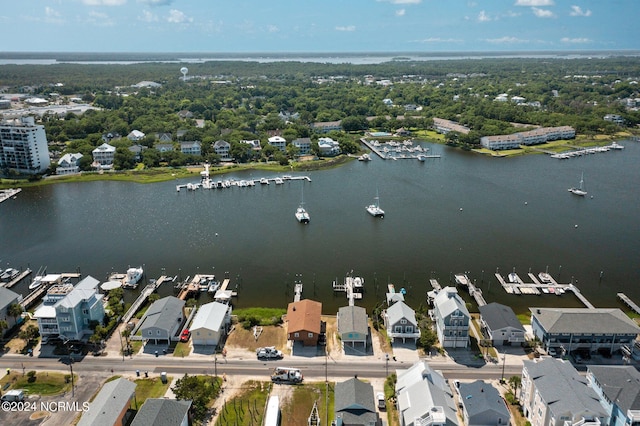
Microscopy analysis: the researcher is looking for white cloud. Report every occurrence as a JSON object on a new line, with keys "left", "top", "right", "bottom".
{"left": 569, "top": 5, "right": 591, "bottom": 16}
{"left": 87, "top": 10, "right": 115, "bottom": 26}
{"left": 45, "top": 7, "right": 61, "bottom": 18}
{"left": 138, "top": 0, "right": 173, "bottom": 5}
{"left": 139, "top": 9, "right": 158, "bottom": 22}
{"left": 167, "top": 9, "right": 192, "bottom": 24}
{"left": 477, "top": 10, "right": 491, "bottom": 22}
{"left": 267, "top": 25, "right": 279, "bottom": 33}
{"left": 396, "top": 9, "right": 406, "bottom": 16}
{"left": 485, "top": 36, "right": 528, "bottom": 43}
{"left": 532, "top": 7, "right": 555, "bottom": 18}
{"left": 43, "top": 6, "right": 65, "bottom": 24}
{"left": 335, "top": 25, "right": 356, "bottom": 32}
{"left": 514, "top": 0, "right": 554, "bottom": 5}
{"left": 561, "top": 37, "right": 590, "bottom": 43}
{"left": 415, "top": 37, "right": 463, "bottom": 43}
{"left": 81, "top": 0, "right": 127, "bottom": 5}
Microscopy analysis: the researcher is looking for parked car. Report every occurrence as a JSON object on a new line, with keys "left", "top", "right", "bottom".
{"left": 180, "top": 330, "right": 191, "bottom": 342}
{"left": 1, "top": 390, "right": 24, "bottom": 402}
{"left": 256, "top": 346, "right": 283, "bottom": 360}
{"left": 376, "top": 392, "right": 386, "bottom": 410}
{"left": 547, "top": 347, "right": 557, "bottom": 357}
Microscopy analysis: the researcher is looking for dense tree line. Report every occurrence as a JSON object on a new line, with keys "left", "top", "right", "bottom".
{"left": 1, "top": 57, "right": 638, "bottom": 171}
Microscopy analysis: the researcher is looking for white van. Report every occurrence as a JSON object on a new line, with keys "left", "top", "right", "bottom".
{"left": 1, "top": 390, "right": 24, "bottom": 402}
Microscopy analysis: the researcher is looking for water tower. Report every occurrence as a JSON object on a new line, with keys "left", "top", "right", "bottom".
{"left": 180, "top": 67, "right": 188, "bottom": 81}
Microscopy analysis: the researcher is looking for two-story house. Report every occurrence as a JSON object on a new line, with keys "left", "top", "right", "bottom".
{"left": 92, "top": 143, "right": 116, "bottom": 169}
{"left": 384, "top": 301, "right": 420, "bottom": 343}
{"left": 180, "top": 140, "right": 202, "bottom": 156}
{"left": 267, "top": 136, "right": 287, "bottom": 152}
{"left": 213, "top": 140, "right": 231, "bottom": 160}
{"left": 587, "top": 366, "right": 640, "bottom": 426}
{"left": 286, "top": 299, "right": 322, "bottom": 346}
{"left": 478, "top": 302, "right": 526, "bottom": 347}
{"left": 0, "top": 287, "right": 22, "bottom": 336}
{"left": 292, "top": 137, "right": 312, "bottom": 155}
{"left": 47, "top": 276, "right": 105, "bottom": 341}
{"left": 317, "top": 137, "right": 341, "bottom": 156}
{"left": 139, "top": 296, "right": 185, "bottom": 346}
{"left": 432, "top": 287, "right": 470, "bottom": 348}
{"left": 337, "top": 305, "right": 368, "bottom": 351}
{"left": 334, "top": 377, "right": 382, "bottom": 426}
{"left": 56, "top": 153, "right": 83, "bottom": 175}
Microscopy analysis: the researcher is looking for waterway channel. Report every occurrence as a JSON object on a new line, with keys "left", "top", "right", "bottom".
{"left": 2, "top": 140, "right": 640, "bottom": 315}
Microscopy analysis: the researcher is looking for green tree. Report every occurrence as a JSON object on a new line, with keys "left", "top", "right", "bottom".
{"left": 508, "top": 375, "right": 522, "bottom": 395}
{"left": 7, "top": 303, "right": 23, "bottom": 326}
{"left": 172, "top": 374, "right": 221, "bottom": 422}
{"left": 18, "top": 324, "right": 39, "bottom": 346}
{"left": 0, "top": 319, "right": 8, "bottom": 337}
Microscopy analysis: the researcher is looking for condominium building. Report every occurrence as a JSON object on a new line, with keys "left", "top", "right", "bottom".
{"left": 0, "top": 116, "right": 50, "bottom": 174}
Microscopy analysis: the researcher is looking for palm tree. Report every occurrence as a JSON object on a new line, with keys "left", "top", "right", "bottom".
{"left": 7, "top": 303, "right": 23, "bottom": 326}
{"left": 0, "top": 319, "right": 8, "bottom": 338}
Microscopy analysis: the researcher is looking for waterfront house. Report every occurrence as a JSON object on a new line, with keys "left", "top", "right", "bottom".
{"left": 383, "top": 301, "right": 420, "bottom": 343}
{"left": 292, "top": 137, "right": 312, "bottom": 155}
{"left": 432, "top": 287, "right": 470, "bottom": 348}
{"left": 317, "top": 137, "right": 341, "bottom": 156}
{"left": 213, "top": 140, "right": 231, "bottom": 160}
{"left": 286, "top": 299, "right": 323, "bottom": 346}
{"left": 395, "top": 361, "right": 459, "bottom": 426}
{"left": 529, "top": 307, "right": 640, "bottom": 356}
{"left": 337, "top": 305, "right": 368, "bottom": 351}
{"left": 139, "top": 296, "right": 185, "bottom": 345}
{"left": 604, "top": 114, "right": 624, "bottom": 125}
{"left": 34, "top": 280, "right": 74, "bottom": 340}
{"left": 155, "top": 132, "right": 172, "bottom": 143}
{"left": 179, "top": 141, "right": 202, "bottom": 156}
{"left": 334, "top": 377, "right": 382, "bottom": 426}
{"left": 51, "top": 275, "right": 105, "bottom": 341}
{"left": 130, "top": 398, "right": 191, "bottom": 426}
{"left": 519, "top": 358, "right": 606, "bottom": 426}
{"left": 458, "top": 381, "right": 510, "bottom": 426}
{"left": 56, "top": 152, "right": 83, "bottom": 175}
{"left": 127, "top": 130, "right": 145, "bottom": 141}
{"left": 240, "top": 139, "right": 262, "bottom": 151}
{"left": 587, "top": 366, "right": 640, "bottom": 426}
{"left": 432, "top": 118, "right": 471, "bottom": 135}
{"left": 92, "top": 143, "right": 116, "bottom": 169}
{"left": 478, "top": 303, "right": 526, "bottom": 346}
{"left": 0, "top": 287, "right": 22, "bottom": 336}
{"left": 128, "top": 144, "right": 145, "bottom": 162}
{"left": 77, "top": 377, "right": 136, "bottom": 426}
{"left": 267, "top": 135, "right": 287, "bottom": 152}
{"left": 190, "top": 301, "right": 232, "bottom": 347}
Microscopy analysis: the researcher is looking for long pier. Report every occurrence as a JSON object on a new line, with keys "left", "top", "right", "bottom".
{"left": 359, "top": 138, "right": 439, "bottom": 161}
{"left": 19, "top": 272, "right": 80, "bottom": 310}
{"left": 122, "top": 276, "right": 167, "bottom": 324}
{"left": 454, "top": 274, "right": 487, "bottom": 306}
{"left": 0, "top": 188, "right": 21, "bottom": 204}
{"left": 332, "top": 275, "right": 364, "bottom": 306}
{"left": 617, "top": 293, "right": 640, "bottom": 315}
{"left": 177, "top": 175, "right": 311, "bottom": 192}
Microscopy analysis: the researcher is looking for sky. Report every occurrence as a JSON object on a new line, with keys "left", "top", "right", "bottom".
{"left": 2, "top": 0, "right": 639, "bottom": 53}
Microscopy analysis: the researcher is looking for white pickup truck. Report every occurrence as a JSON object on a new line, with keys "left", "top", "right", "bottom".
{"left": 256, "top": 346, "right": 284, "bottom": 360}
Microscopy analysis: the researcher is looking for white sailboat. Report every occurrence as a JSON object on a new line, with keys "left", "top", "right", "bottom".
{"left": 366, "top": 189, "right": 385, "bottom": 218}
{"left": 295, "top": 186, "right": 310, "bottom": 224}
{"left": 568, "top": 172, "right": 587, "bottom": 196}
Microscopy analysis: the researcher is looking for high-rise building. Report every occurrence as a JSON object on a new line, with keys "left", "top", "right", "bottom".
{"left": 0, "top": 116, "right": 50, "bottom": 174}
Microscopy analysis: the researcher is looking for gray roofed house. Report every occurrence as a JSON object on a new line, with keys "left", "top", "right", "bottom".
{"left": 131, "top": 398, "right": 192, "bottom": 426}
{"left": 458, "top": 380, "right": 510, "bottom": 426}
{"left": 190, "top": 301, "right": 232, "bottom": 347}
{"left": 530, "top": 307, "right": 640, "bottom": 354}
{"left": 520, "top": 358, "right": 606, "bottom": 426}
{"left": 213, "top": 140, "right": 231, "bottom": 160}
{"left": 478, "top": 303, "right": 526, "bottom": 346}
{"left": 0, "top": 287, "right": 22, "bottom": 335}
{"left": 53, "top": 275, "right": 105, "bottom": 341}
{"left": 77, "top": 377, "right": 136, "bottom": 426}
{"left": 334, "top": 377, "right": 381, "bottom": 426}
{"left": 139, "top": 296, "right": 185, "bottom": 345}
{"left": 337, "top": 306, "right": 368, "bottom": 350}
{"left": 433, "top": 287, "right": 470, "bottom": 348}
{"left": 395, "top": 361, "right": 458, "bottom": 426}
{"left": 384, "top": 301, "right": 420, "bottom": 343}
{"left": 587, "top": 366, "right": 640, "bottom": 426}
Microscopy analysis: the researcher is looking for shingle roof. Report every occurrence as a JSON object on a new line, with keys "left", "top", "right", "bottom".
{"left": 130, "top": 398, "right": 191, "bottom": 426}
{"left": 459, "top": 380, "right": 510, "bottom": 421}
{"left": 141, "top": 296, "right": 185, "bottom": 333}
{"left": 386, "top": 301, "right": 417, "bottom": 326}
{"left": 434, "top": 287, "right": 469, "bottom": 318}
{"left": 523, "top": 358, "right": 604, "bottom": 419}
{"left": 335, "top": 377, "right": 379, "bottom": 425}
{"left": 337, "top": 305, "right": 368, "bottom": 336}
{"left": 530, "top": 308, "right": 640, "bottom": 334}
{"left": 55, "top": 275, "right": 101, "bottom": 309}
{"left": 0, "top": 287, "right": 20, "bottom": 311}
{"left": 287, "top": 299, "right": 322, "bottom": 334}
{"left": 77, "top": 378, "right": 136, "bottom": 426}
{"left": 479, "top": 302, "right": 525, "bottom": 332}
{"left": 588, "top": 366, "right": 640, "bottom": 413}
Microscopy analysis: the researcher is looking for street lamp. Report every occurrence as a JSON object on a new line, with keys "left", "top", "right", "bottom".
{"left": 385, "top": 354, "right": 389, "bottom": 377}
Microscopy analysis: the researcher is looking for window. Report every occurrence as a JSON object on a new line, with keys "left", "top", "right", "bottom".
{"left": 82, "top": 309, "right": 89, "bottom": 315}
{"left": 294, "top": 332, "right": 299, "bottom": 338}
{"left": 400, "top": 319, "right": 407, "bottom": 324}
{"left": 405, "top": 326, "right": 413, "bottom": 333}
{"left": 308, "top": 333, "right": 314, "bottom": 338}
{"left": 156, "top": 330, "right": 160, "bottom": 335}
{"left": 394, "top": 326, "right": 403, "bottom": 333}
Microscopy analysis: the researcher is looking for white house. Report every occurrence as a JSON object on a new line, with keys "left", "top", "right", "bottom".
{"left": 384, "top": 301, "right": 420, "bottom": 343}
{"left": 92, "top": 143, "right": 116, "bottom": 168}
{"left": 432, "top": 287, "right": 470, "bottom": 348}
{"left": 56, "top": 153, "right": 83, "bottom": 175}
{"left": 317, "top": 137, "right": 341, "bottom": 156}
{"left": 190, "top": 301, "right": 232, "bottom": 346}
{"left": 127, "top": 130, "right": 145, "bottom": 141}
{"left": 267, "top": 136, "right": 287, "bottom": 152}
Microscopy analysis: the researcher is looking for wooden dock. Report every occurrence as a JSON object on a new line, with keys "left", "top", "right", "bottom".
{"left": 19, "top": 273, "right": 79, "bottom": 310}
{"left": 455, "top": 274, "right": 487, "bottom": 306}
{"left": 122, "top": 276, "right": 167, "bottom": 324}
{"left": 617, "top": 293, "right": 640, "bottom": 315}
{"left": 0, "top": 188, "right": 21, "bottom": 204}
{"left": 333, "top": 275, "right": 364, "bottom": 306}
{"left": 293, "top": 282, "right": 303, "bottom": 302}
{"left": 429, "top": 279, "right": 442, "bottom": 291}
{"left": 213, "top": 278, "right": 237, "bottom": 302}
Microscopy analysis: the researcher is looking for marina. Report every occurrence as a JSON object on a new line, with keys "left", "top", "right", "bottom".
{"left": 19, "top": 272, "right": 81, "bottom": 310}
{"left": 360, "top": 138, "right": 441, "bottom": 161}
{"left": 550, "top": 142, "right": 625, "bottom": 159}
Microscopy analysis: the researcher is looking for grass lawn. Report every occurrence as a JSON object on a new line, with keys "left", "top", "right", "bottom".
{"left": 226, "top": 324, "right": 287, "bottom": 353}
{"left": 282, "top": 382, "right": 334, "bottom": 426}
{"left": 214, "top": 380, "right": 270, "bottom": 426}
{"left": 173, "top": 341, "right": 191, "bottom": 357}
{"left": 133, "top": 376, "right": 171, "bottom": 408}
{"left": 0, "top": 371, "right": 75, "bottom": 396}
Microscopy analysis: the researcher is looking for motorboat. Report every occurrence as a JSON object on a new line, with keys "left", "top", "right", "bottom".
{"left": 508, "top": 273, "right": 518, "bottom": 283}
{"left": 366, "top": 190, "right": 385, "bottom": 218}
{"left": 568, "top": 172, "right": 587, "bottom": 196}
{"left": 295, "top": 187, "right": 310, "bottom": 224}
{"left": 124, "top": 266, "right": 143, "bottom": 287}
{"left": 260, "top": 178, "right": 269, "bottom": 185}
{"left": 358, "top": 153, "right": 372, "bottom": 161}
{"left": 29, "top": 275, "right": 45, "bottom": 290}
{"left": 0, "top": 268, "right": 19, "bottom": 281}
{"left": 538, "top": 272, "right": 552, "bottom": 283}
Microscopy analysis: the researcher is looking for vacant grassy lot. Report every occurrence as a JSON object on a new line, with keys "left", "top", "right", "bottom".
{"left": 0, "top": 371, "right": 74, "bottom": 396}
{"left": 214, "top": 380, "right": 270, "bottom": 426}
{"left": 132, "top": 376, "right": 171, "bottom": 408}
{"left": 226, "top": 324, "right": 287, "bottom": 353}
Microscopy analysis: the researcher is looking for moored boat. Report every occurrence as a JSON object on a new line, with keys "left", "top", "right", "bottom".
{"left": 366, "top": 190, "right": 385, "bottom": 218}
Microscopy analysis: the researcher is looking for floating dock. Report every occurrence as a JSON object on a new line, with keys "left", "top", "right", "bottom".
{"left": 333, "top": 274, "right": 364, "bottom": 306}
{"left": 617, "top": 293, "right": 640, "bottom": 315}
{"left": 359, "top": 138, "right": 440, "bottom": 161}
{"left": 177, "top": 174, "right": 311, "bottom": 192}
{"left": 0, "top": 188, "right": 21, "bottom": 204}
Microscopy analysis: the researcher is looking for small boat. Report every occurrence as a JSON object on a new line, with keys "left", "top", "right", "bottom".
{"left": 358, "top": 153, "right": 372, "bottom": 161}
{"left": 295, "top": 187, "right": 310, "bottom": 224}
{"left": 260, "top": 178, "right": 269, "bottom": 185}
{"left": 508, "top": 273, "right": 518, "bottom": 283}
{"left": 609, "top": 142, "right": 624, "bottom": 150}
{"left": 538, "top": 272, "right": 552, "bottom": 283}
{"left": 29, "top": 276, "right": 44, "bottom": 290}
{"left": 541, "top": 287, "right": 549, "bottom": 294}
{"left": 274, "top": 178, "right": 284, "bottom": 185}
{"left": 568, "top": 172, "right": 587, "bottom": 196}
{"left": 0, "top": 268, "right": 19, "bottom": 281}
{"left": 366, "top": 190, "right": 385, "bottom": 218}
{"left": 123, "top": 266, "right": 143, "bottom": 288}
{"left": 208, "top": 280, "right": 220, "bottom": 293}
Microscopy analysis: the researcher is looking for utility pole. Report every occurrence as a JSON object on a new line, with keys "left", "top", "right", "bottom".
{"left": 501, "top": 354, "right": 506, "bottom": 384}
{"left": 385, "top": 353, "right": 389, "bottom": 377}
